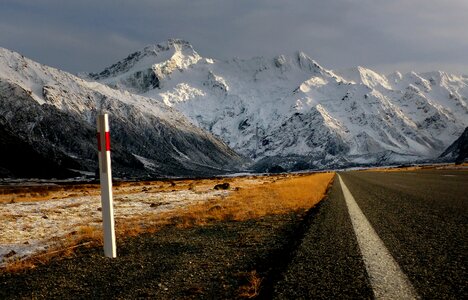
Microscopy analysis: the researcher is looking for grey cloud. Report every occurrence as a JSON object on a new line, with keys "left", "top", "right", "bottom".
{"left": 0, "top": 0, "right": 466, "bottom": 74}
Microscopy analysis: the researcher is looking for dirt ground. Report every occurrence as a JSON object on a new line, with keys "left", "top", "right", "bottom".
{"left": 0, "top": 210, "right": 316, "bottom": 299}
{"left": 0, "top": 173, "right": 334, "bottom": 298}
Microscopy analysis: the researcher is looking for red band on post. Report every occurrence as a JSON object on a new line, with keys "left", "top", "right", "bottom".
{"left": 105, "top": 131, "right": 111, "bottom": 151}
{"left": 97, "top": 132, "right": 111, "bottom": 151}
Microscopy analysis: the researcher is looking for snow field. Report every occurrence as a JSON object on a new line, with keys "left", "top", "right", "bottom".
{"left": 0, "top": 188, "right": 229, "bottom": 267}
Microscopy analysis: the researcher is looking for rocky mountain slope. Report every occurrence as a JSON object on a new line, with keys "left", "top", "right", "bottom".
{"left": 88, "top": 39, "right": 468, "bottom": 171}
{"left": 0, "top": 47, "right": 246, "bottom": 178}
{"left": 440, "top": 127, "right": 468, "bottom": 164}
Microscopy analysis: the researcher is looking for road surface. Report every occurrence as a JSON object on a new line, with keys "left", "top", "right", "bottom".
{"left": 274, "top": 169, "right": 467, "bottom": 299}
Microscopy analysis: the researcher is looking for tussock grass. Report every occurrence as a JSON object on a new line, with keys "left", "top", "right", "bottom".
{"left": 3, "top": 225, "right": 101, "bottom": 272}
{"left": 0, "top": 185, "right": 98, "bottom": 203}
{"left": 3, "top": 258, "right": 37, "bottom": 273}
{"left": 72, "top": 225, "right": 103, "bottom": 245}
{"left": 238, "top": 270, "right": 263, "bottom": 298}
{"left": 366, "top": 163, "right": 468, "bottom": 173}
{"left": 1, "top": 172, "right": 334, "bottom": 272}
{"left": 161, "top": 172, "right": 335, "bottom": 227}
{"left": 368, "top": 166, "right": 422, "bottom": 172}
{"left": 0, "top": 179, "right": 220, "bottom": 203}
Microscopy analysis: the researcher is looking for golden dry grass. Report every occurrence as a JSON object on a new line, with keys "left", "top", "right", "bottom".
{"left": 0, "top": 184, "right": 99, "bottom": 204}
{"left": 3, "top": 225, "right": 101, "bottom": 272}
{"left": 0, "top": 178, "right": 229, "bottom": 203}
{"left": 64, "top": 173, "right": 334, "bottom": 241}
{"left": 2, "top": 172, "right": 334, "bottom": 272}
{"left": 367, "top": 166, "right": 423, "bottom": 172}
{"left": 3, "top": 258, "right": 37, "bottom": 273}
{"left": 160, "top": 172, "right": 335, "bottom": 227}
{"left": 238, "top": 270, "right": 263, "bottom": 298}
{"left": 366, "top": 163, "right": 468, "bottom": 173}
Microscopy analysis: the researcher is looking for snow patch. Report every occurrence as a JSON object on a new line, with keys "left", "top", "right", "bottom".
{"left": 0, "top": 189, "right": 228, "bottom": 266}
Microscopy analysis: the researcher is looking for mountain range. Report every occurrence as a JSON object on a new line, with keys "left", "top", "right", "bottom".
{"left": 0, "top": 39, "right": 467, "bottom": 178}
{"left": 0, "top": 45, "right": 245, "bottom": 178}
{"left": 86, "top": 39, "right": 467, "bottom": 171}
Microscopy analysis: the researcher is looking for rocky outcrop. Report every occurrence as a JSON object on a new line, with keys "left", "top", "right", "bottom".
{"left": 440, "top": 127, "right": 468, "bottom": 164}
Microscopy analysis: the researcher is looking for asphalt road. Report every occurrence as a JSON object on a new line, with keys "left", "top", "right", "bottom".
{"left": 338, "top": 169, "right": 468, "bottom": 299}
{"left": 275, "top": 169, "right": 467, "bottom": 299}
{"left": 273, "top": 174, "right": 374, "bottom": 299}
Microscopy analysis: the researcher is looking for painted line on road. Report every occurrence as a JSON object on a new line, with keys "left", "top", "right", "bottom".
{"left": 338, "top": 175, "right": 418, "bottom": 300}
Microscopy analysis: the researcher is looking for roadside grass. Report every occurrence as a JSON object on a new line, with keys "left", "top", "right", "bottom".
{"left": 3, "top": 225, "right": 101, "bottom": 273}
{"left": 238, "top": 270, "right": 263, "bottom": 298}
{"left": 0, "top": 184, "right": 99, "bottom": 204}
{"left": 368, "top": 166, "right": 423, "bottom": 172}
{"left": 0, "top": 179, "right": 223, "bottom": 203}
{"left": 366, "top": 163, "right": 468, "bottom": 173}
{"left": 1, "top": 172, "right": 334, "bottom": 273}
{"left": 160, "top": 172, "right": 335, "bottom": 227}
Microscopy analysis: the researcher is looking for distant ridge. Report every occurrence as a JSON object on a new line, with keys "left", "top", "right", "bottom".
{"left": 88, "top": 39, "right": 468, "bottom": 172}
{"left": 1, "top": 38, "right": 467, "bottom": 178}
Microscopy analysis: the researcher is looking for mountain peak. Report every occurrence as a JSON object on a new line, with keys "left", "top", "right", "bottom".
{"left": 336, "top": 66, "right": 391, "bottom": 89}
{"left": 143, "top": 39, "right": 196, "bottom": 55}
{"left": 89, "top": 39, "right": 200, "bottom": 81}
{"left": 296, "top": 51, "right": 324, "bottom": 73}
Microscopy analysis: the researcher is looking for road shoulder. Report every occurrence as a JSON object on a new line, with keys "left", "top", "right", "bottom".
{"left": 273, "top": 177, "right": 373, "bottom": 299}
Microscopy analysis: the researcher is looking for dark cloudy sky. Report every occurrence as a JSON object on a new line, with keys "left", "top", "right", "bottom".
{"left": 1, "top": 0, "right": 467, "bottom": 75}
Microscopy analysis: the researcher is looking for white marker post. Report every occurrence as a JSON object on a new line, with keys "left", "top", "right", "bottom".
{"left": 97, "top": 113, "right": 117, "bottom": 258}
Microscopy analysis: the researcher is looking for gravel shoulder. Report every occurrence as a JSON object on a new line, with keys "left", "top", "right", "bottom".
{"left": 273, "top": 176, "right": 373, "bottom": 299}
{"left": 0, "top": 211, "right": 314, "bottom": 299}
{"left": 0, "top": 173, "right": 334, "bottom": 299}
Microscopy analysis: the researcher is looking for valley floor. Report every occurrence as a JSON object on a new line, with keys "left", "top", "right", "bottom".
{"left": 0, "top": 212, "right": 313, "bottom": 299}
{"left": 0, "top": 172, "right": 333, "bottom": 298}
{"left": 0, "top": 168, "right": 466, "bottom": 299}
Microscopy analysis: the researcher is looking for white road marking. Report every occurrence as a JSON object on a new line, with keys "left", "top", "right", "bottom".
{"left": 338, "top": 175, "right": 418, "bottom": 300}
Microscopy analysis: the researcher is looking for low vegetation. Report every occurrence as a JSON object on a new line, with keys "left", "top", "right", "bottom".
{"left": 1, "top": 172, "right": 334, "bottom": 273}
{"left": 366, "top": 163, "right": 468, "bottom": 172}
{"left": 0, "top": 184, "right": 98, "bottom": 204}
{"left": 160, "top": 173, "right": 334, "bottom": 227}
{"left": 238, "top": 270, "right": 263, "bottom": 298}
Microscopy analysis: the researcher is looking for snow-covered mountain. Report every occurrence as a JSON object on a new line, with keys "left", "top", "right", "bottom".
{"left": 0, "top": 46, "right": 246, "bottom": 178}
{"left": 88, "top": 39, "right": 468, "bottom": 171}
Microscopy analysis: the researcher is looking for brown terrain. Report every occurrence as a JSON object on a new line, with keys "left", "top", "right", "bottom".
{"left": 0, "top": 172, "right": 334, "bottom": 299}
